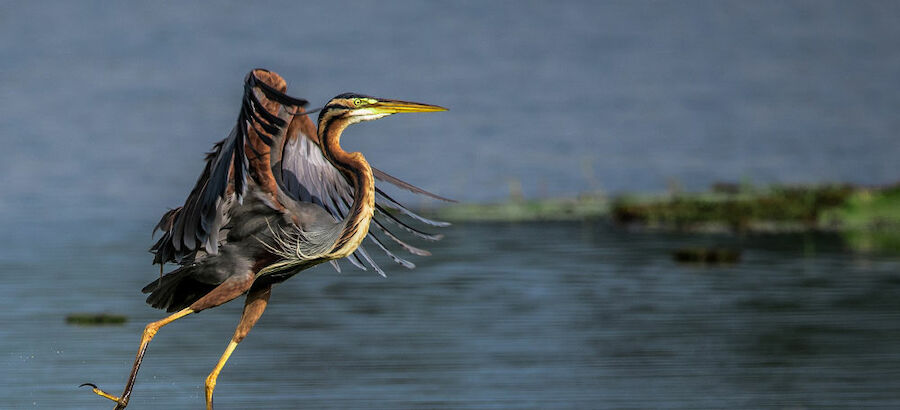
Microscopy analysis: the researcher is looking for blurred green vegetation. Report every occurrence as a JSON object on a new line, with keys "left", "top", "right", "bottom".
{"left": 821, "top": 186, "right": 900, "bottom": 253}
{"left": 820, "top": 185, "right": 900, "bottom": 230}
{"left": 611, "top": 184, "right": 856, "bottom": 231}
{"left": 431, "top": 182, "right": 900, "bottom": 253}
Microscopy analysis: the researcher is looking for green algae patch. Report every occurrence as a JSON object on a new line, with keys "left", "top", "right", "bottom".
{"left": 66, "top": 313, "right": 128, "bottom": 326}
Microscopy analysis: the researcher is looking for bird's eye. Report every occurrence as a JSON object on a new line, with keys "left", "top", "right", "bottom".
{"left": 353, "top": 98, "right": 364, "bottom": 106}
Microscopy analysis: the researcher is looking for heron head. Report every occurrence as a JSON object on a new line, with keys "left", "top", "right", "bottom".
{"left": 318, "top": 93, "right": 446, "bottom": 126}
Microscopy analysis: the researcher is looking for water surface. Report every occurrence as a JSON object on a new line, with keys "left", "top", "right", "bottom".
{"left": 2, "top": 1, "right": 900, "bottom": 408}
{"left": 5, "top": 223, "right": 900, "bottom": 408}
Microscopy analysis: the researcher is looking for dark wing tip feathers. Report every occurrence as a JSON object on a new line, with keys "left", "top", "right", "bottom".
{"left": 151, "top": 70, "right": 306, "bottom": 266}
{"left": 248, "top": 69, "right": 309, "bottom": 107}
{"left": 152, "top": 207, "right": 182, "bottom": 237}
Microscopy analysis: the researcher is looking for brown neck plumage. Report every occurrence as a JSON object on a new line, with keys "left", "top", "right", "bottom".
{"left": 319, "top": 117, "right": 376, "bottom": 257}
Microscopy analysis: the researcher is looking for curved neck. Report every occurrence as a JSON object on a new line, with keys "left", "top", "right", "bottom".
{"left": 319, "top": 116, "right": 376, "bottom": 257}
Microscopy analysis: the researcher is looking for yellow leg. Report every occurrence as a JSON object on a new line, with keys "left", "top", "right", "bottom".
{"left": 205, "top": 282, "right": 272, "bottom": 410}
{"left": 83, "top": 272, "right": 258, "bottom": 409}
{"left": 82, "top": 308, "right": 194, "bottom": 409}
{"left": 206, "top": 340, "right": 239, "bottom": 410}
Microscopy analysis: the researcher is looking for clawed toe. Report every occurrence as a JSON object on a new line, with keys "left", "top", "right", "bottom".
{"left": 80, "top": 382, "right": 126, "bottom": 407}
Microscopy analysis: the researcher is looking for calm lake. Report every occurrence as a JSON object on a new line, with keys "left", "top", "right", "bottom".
{"left": 4, "top": 222, "right": 900, "bottom": 408}
{"left": 2, "top": 1, "right": 900, "bottom": 409}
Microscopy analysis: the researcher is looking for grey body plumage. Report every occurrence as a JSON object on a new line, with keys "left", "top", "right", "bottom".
{"left": 143, "top": 181, "right": 342, "bottom": 311}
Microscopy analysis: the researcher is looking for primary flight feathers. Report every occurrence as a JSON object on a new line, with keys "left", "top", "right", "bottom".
{"left": 150, "top": 68, "right": 451, "bottom": 276}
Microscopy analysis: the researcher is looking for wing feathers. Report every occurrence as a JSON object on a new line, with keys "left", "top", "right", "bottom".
{"left": 370, "top": 217, "right": 432, "bottom": 256}
{"left": 347, "top": 252, "right": 368, "bottom": 271}
{"left": 367, "top": 234, "right": 416, "bottom": 269}
{"left": 372, "top": 167, "right": 456, "bottom": 203}
{"left": 154, "top": 69, "right": 448, "bottom": 274}
{"left": 354, "top": 246, "right": 386, "bottom": 277}
{"left": 151, "top": 70, "right": 305, "bottom": 265}
{"left": 375, "top": 204, "right": 444, "bottom": 241}
{"left": 375, "top": 187, "right": 451, "bottom": 227}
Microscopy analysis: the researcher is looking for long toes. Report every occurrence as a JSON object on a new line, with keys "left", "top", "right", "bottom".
{"left": 80, "top": 382, "right": 123, "bottom": 404}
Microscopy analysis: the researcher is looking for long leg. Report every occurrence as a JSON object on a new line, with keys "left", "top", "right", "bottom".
{"left": 82, "top": 307, "right": 193, "bottom": 406}
{"left": 84, "top": 272, "right": 256, "bottom": 410}
{"left": 206, "top": 282, "right": 272, "bottom": 410}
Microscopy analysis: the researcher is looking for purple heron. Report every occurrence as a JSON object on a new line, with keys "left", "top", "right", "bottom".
{"left": 81, "top": 69, "right": 449, "bottom": 409}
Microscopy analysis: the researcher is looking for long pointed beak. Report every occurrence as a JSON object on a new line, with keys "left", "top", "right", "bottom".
{"left": 371, "top": 99, "right": 448, "bottom": 114}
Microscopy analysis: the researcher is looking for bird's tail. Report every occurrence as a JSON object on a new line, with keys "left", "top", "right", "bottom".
{"left": 141, "top": 266, "right": 217, "bottom": 312}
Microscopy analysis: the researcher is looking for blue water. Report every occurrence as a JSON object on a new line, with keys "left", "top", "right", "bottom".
{"left": 2, "top": 1, "right": 900, "bottom": 208}
{"left": 5, "top": 224, "right": 900, "bottom": 408}
{"left": 2, "top": 1, "right": 900, "bottom": 409}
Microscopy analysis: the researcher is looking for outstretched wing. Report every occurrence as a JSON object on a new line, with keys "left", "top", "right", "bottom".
{"left": 278, "top": 111, "right": 452, "bottom": 276}
{"left": 151, "top": 69, "right": 308, "bottom": 265}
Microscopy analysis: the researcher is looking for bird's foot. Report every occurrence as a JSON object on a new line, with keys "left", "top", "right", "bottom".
{"left": 80, "top": 383, "right": 128, "bottom": 409}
